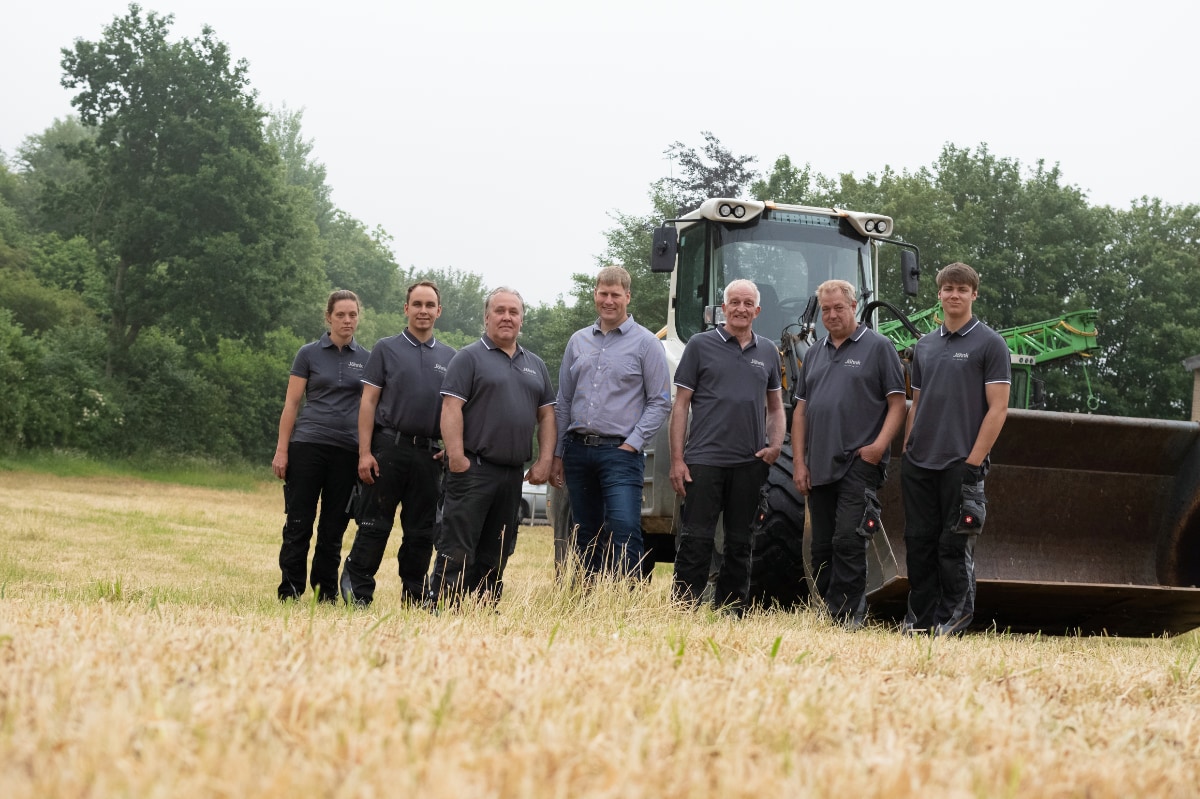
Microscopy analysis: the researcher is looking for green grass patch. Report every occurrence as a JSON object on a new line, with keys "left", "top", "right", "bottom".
{"left": 0, "top": 449, "right": 271, "bottom": 491}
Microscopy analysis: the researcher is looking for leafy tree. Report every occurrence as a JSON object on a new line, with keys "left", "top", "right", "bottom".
{"left": 28, "top": 233, "right": 111, "bottom": 312}
{"left": 750, "top": 155, "right": 815, "bottom": 206}
{"left": 0, "top": 309, "right": 37, "bottom": 452}
{"left": 925, "top": 144, "right": 1087, "bottom": 328}
{"left": 60, "top": 4, "right": 325, "bottom": 363}
{"left": 0, "top": 153, "right": 17, "bottom": 204}
{"left": 266, "top": 104, "right": 335, "bottom": 236}
{"left": 0, "top": 191, "right": 29, "bottom": 273}
{"left": 197, "top": 330, "right": 301, "bottom": 460}
{"left": 662, "top": 131, "right": 758, "bottom": 216}
{"left": 12, "top": 117, "right": 96, "bottom": 236}
{"left": 0, "top": 266, "right": 94, "bottom": 334}
{"left": 106, "top": 327, "right": 230, "bottom": 455}
{"left": 266, "top": 105, "right": 401, "bottom": 317}
{"left": 321, "top": 214, "right": 401, "bottom": 311}
{"left": 1082, "top": 199, "right": 1200, "bottom": 419}
{"left": 22, "top": 319, "right": 119, "bottom": 451}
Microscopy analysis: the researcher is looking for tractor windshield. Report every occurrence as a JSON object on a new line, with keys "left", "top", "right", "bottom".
{"left": 675, "top": 214, "right": 873, "bottom": 344}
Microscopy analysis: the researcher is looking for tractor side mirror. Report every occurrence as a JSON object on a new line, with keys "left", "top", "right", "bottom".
{"left": 650, "top": 227, "right": 677, "bottom": 273}
{"left": 901, "top": 250, "right": 920, "bottom": 296}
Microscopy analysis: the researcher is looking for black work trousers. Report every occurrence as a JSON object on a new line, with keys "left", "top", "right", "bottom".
{"left": 672, "top": 461, "right": 768, "bottom": 612}
{"left": 901, "top": 455, "right": 980, "bottom": 634}
{"left": 278, "top": 441, "right": 357, "bottom": 602}
{"left": 340, "top": 431, "right": 442, "bottom": 605}
{"left": 808, "top": 457, "right": 886, "bottom": 624}
{"left": 427, "top": 457, "right": 523, "bottom": 606}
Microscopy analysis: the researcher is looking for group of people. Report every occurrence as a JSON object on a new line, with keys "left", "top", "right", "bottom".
{"left": 273, "top": 261, "right": 1010, "bottom": 634}
{"left": 273, "top": 281, "right": 554, "bottom": 609}
{"left": 793, "top": 263, "right": 1010, "bottom": 634}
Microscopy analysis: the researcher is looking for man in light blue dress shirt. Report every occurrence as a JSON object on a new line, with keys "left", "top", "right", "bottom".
{"left": 552, "top": 266, "right": 671, "bottom": 580}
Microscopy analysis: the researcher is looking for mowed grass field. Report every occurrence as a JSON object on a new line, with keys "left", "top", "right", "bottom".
{"left": 2, "top": 461, "right": 1199, "bottom": 798}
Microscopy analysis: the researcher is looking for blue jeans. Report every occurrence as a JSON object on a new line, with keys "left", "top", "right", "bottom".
{"left": 562, "top": 438, "right": 645, "bottom": 577}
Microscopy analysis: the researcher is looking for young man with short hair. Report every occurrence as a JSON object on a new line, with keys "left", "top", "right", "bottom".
{"left": 340, "top": 281, "right": 455, "bottom": 606}
{"left": 902, "top": 263, "right": 1010, "bottom": 635}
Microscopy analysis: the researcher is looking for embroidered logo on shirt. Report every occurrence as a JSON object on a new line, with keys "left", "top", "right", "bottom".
{"left": 522, "top": 367, "right": 539, "bottom": 376}
{"left": 844, "top": 358, "right": 862, "bottom": 367}
{"left": 749, "top": 358, "right": 766, "bottom": 369}
{"left": 434, "top": 363, "right": 448, "bottom": 373}
{"left": 953, "top": 352, "right": 970, "bottom": 360}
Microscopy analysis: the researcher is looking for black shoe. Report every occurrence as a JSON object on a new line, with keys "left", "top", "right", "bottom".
{"left": 933, "top": 618, "right": 970, "bottom": 637}
{"left": 834, "top": 613, "right": 864, "bottom": 631}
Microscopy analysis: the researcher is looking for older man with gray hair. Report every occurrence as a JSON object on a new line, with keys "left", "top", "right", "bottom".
{"left": 669, "top": 278, "right": 786, "bottom": 614}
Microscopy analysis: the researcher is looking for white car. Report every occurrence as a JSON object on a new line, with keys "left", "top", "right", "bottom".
{"left": 520, "top": 480, "right": 548, "bottom": 523}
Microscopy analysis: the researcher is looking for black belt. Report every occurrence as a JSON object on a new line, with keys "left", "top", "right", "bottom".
{"left": 465, "top": 451, "right": 519, "bottom": 469}
{"left": 570, "top": 431, "right": 625, "bottom": 447}
{"left": 378, "top": 427, "right": 440, "bottom": 451}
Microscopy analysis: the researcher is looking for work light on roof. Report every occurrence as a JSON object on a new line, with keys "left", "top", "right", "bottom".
{"left": 875, "top": 220, "right": 888, "bottom": 234}
{"left": 718, "top": 203, "right": 733, "bottom": 217}
{"left": 865, "top": 219, "right": 876, "bottom": 232}
{"left": 732, "top": 205, "right": 746, "bottom": 219}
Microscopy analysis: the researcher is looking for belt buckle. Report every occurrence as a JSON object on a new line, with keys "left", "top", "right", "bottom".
{"left": 583, "top": 434, "right": 600, "bottom": 446}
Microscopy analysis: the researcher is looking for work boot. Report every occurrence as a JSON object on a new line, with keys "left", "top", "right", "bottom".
{"left": 340, "top": 569, "right": 370, "bottom": 608}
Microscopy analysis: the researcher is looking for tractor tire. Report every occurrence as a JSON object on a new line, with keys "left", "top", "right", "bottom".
{"left": 748, "top": 446, "right": 809, "bottom": 610}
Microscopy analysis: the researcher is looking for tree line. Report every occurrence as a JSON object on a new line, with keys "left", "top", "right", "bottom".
{"left": 2, "top": 5, "right": 1198, "bottom": 464}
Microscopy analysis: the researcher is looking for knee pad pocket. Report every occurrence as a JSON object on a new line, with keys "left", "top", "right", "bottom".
{"left": 952, "top": 481, "right": 987, "bottom": 535}
{"left": 856, "top": 488, "right": 884, "bottom": 539}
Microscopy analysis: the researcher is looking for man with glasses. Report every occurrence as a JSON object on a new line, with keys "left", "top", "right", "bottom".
{"left": 792, "top": 279, "right": 907, "bottom": 628}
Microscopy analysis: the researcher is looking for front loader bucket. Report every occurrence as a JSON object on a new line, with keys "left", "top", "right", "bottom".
{"left": 867, "top": 409, "right": 1200, "bottom": 636}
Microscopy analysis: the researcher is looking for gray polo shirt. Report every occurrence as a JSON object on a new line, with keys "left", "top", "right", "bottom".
{"left": 797, "top": 324, "right": 906, "bottom": 485}
{"left": 441, "top": 334, "right": 556, "bottom": 467}
{"left": 673, "top": 326, "right": 782, "bottom": 467}
{"left": 905, "top": 317, "right": 1011, "bottom": 470}
{"left": 554, "top": 314, "right": 671, "bottom": 456}
{"left": 290, "top": 332, "right": 370, "bottom": 451}
{"left": 363, "top": 329, "right": 456, "bottom": 439}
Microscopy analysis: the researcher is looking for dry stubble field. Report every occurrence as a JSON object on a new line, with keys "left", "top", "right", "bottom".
{"left": 1, "top": 466, "right": 1199, "bottom": 798}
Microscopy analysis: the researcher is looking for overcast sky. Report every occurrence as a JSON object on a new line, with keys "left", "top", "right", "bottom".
{"left": 4, "top": 0, "right": 1196, "bottom": 306}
